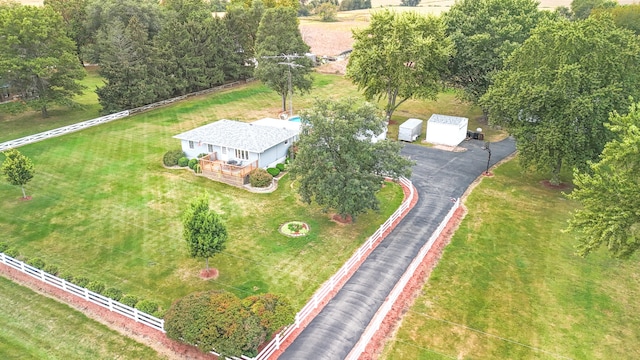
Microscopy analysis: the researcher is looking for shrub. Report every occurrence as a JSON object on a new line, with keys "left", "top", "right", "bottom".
{"left": 73, "top": 276, "right": 90, "bottom": 288}
{"left": 267, "top": 167, "right": 280, "bottom": 177}
{"left": 44, "top": 264, "right": 59, "bottom": 275}
{"left": 188, "top": 158, "right": 198, "bottom": 169}
{"left": 120, "top": 294, "right": 140, "bottom": 307}
{"left": 197, "top": 153, "right": 208, "bottom": 158}
{"left": 0, "top": 242, "right": 8, "bottom": 253}
{"left": 59, "top": 271, "right": 74, "bottom": 282}
{"left": 136, "top": 299, "right": 160, "bottom": 314}
{"left": 165, "top": 291, "right": 264, "bottom": 358}
{"left": 178, "top": 157, "right": 189, "bottom": 167}
{"left": 276, "top": 163, "right": 285, "bottom": 171}
{"left": 163, "top": 149, "right": 185, "bottom": 167}
{"left": 87, "top": 281, "right": 106, "bottom": 294}
{"left": 27, "top": 257, "right": 45, "bottom": 270}
{"left": 249, "top": 168, "right": 272, "bottom": 188}
{"left": 193, "top": 164, "right": 201, "bottom": 174}
{"left": 242, "top": 293, "right": 295, "bottom": 336}
{"left": 4, "top": 248, "right": 19, "bottom": 258}
{"left": 317, "top": 2, "right": 337, "bottom": 21}
{"left": 103, "top": 287, "right": 123, "bottom": 301}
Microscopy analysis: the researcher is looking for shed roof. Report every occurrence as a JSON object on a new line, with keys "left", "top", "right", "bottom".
{"left": 173, "top": 119, "right": 298, "bottom": 153}
{"left": 400, "top": 118, "right": 423, "bottom": 129}
{"left": 428, "top": 114, "right": 468, "bottom": 126}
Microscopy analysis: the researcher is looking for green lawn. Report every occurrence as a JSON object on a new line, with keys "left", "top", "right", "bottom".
{"left": 0, "top": 276, "right": 162, "bottom": 359}
{"left": 0, "top": 75, "right": 406, "bottom": 312}
{"left": 0, "top": 67, "right": 103, "bottom": 142}
{"left": 381, "top": 159, "right": 640, "bottom": 359}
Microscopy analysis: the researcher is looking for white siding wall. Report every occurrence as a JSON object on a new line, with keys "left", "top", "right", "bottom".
{"left": 426, "top": 120, "right": 467, "bottom": 147}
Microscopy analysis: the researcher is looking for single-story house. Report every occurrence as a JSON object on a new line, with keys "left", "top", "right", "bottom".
{"left": 425, "top": 114, "right": 468, "bottom": 147}
{"left": 173, "top": 118, "right": 299, "bottom": 169}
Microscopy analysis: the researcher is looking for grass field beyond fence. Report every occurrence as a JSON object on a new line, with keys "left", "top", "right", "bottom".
{"left": 381, "top": 159, "right": 640, "bottom": 360}
{"left": 0, "top": 276, "right": 162, "bottom": 359}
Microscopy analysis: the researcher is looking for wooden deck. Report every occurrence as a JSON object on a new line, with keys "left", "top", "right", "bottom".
{"left": 199, "top": 152, "right": 258, "bottom": 187}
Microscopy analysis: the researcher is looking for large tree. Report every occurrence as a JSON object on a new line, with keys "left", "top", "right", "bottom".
{"left": 83, "top": 0, "right": 164, "bottom": 64}
{"left": 225, "top": 0, "right": 265, "bottom": 74}
{"left": 480, "top": 16, "right": 640, "bottom": 185}
{"left": 346, "top": 10, "right": 452, "bottom": 121}
{"left": 154, "top": 0, "right": 243, "bottom": 96}
{"left": 567, "top": 103, "right": 640, "bottom": 259}
{"left": 0, "top": 3, "right": 85, "bottom": 117}
{"left": 443, "top": 0, "right": 542, "bottom": 108}
{"left": 96, "top": 16, "right": 166, "bottom": 113}
{"left": 182, "top": 194, "right": 228, "bottom": 270}
{"left": 43, "top": 0, "right": 89, "bottom": 65}
{"left": 571, "top": 0, "right": 617, "bottom": 20}
{"left": 610, "top": 4, "right": 640, "bottom": 35}
{"left": 289, "top": 99, "right": 414, "bottom": 221}
{"left": 1, "top": 149, "right": 35, "bottom": 199}
{"left": 254, "top": 6, "right": 313, "bottom": 113}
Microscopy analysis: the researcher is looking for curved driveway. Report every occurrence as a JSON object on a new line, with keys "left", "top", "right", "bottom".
{"left": 280, "top": 138, "right": 516, "bottom": 360}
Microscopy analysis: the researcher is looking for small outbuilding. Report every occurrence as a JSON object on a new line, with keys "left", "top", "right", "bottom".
{"left": 425, "top": 114, "right": 469, "bottom": 147}
{"left": 398, "top": 118, "right": 423, "bottom": 142}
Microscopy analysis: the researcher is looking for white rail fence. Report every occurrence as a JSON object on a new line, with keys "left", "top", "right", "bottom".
{"left": 255, "top": 177, "right": 416, "bottom": 360}
{"left": 346, "top": 198, "right": 462, "bottom": 360}
{"left": 0, "top": 252, "right": 165, "bottom": 332}
{"left": 0, "top": 79, "right": 255, "bottom": 152}
{"left": 0, "top": 111, "right": 130, "bottom": 151}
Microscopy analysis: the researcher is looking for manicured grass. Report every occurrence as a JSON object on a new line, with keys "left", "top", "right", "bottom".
{"left": 381, "top": 159, "right": 640, "bottom": 359}
{"left": 0, "top": 67, "right": 103, "bottom": 142}
{"left": 0, "top": 276, "right": 162, "bottom": 359}
{"left": 0, "top": 75, "right": 405, "bottom": 312}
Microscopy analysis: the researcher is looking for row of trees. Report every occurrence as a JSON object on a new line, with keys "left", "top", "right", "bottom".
{"left": 1, "top": 0, "right": 312, "bottom": 116}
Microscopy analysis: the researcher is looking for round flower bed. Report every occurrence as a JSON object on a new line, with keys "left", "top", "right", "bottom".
{"left": 279, "top": 221, "right": 310, "bottom": 237}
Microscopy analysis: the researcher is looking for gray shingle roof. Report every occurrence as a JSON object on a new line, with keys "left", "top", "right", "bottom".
{"left": 173, "top": 119, "right": 298, "bottom": 153}
{"left": 428, "top": 114, "right": 468, "bottom": 125}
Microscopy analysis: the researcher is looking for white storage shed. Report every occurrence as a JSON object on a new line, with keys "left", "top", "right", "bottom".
{"left": 398, "top": 118, "right": 423, "bottom": 142}
{"left": 425, "top": 114, "right": 468, "bottom": 147}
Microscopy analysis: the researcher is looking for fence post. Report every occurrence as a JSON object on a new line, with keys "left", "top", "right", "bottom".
{"left": 84, "top": 288, "right": 90, "bottom": 300}
{"left": 276, "top": 333, "right": 281, "bottom": 350}
{"left": 295, "top": 313, "right": 300, "bottom": 328}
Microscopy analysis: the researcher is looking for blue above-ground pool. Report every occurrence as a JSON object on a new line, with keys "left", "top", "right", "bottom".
{"left": 289, "top": 115, "right": 301, "bottom": 123}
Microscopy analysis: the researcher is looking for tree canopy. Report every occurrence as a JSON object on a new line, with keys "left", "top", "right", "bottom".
{"left": 0, "top": 2, "right": 85, "bottom": 117}
{"left": 182, "top": 194, "right": 228, "bottom": 270}
{"left": 254, "top": 6, "right": 312, "bottom": 113}
{"left": 567, "top": 102, "right": 640, "bottom": 259}
{"left": 443, "top": 0, "right": 542, "bottom": 107}
{"left": 1, "top": 149, "right": 35, "bottom": 199}
{"left": 571, "top": 0, "right": 617, "bottom": 20}
{"left": 289, "top": 99, "right": 414, "bottom": 220}
{"left": 346, "top": 10, "right": 452, "bottom": 121}
{"left": 480, "top": 16, "right": 640, "bottom": 184}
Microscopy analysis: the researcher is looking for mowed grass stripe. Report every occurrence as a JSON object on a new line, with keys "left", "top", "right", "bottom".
{"left": 0, "top": 276, "right": 162, "bottom": 359}
{"left": 0, "top": 75, "right": 405, "bottom": 310}
{"left": 381, "top": 159, "right": 640, "bottom": 360}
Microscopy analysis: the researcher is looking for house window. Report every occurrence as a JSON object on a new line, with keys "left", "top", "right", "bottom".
{"left": 188, "top": 141, "right": 194, "bottom": 149}
{"left": 208, "top": 144, "right": 214, "bottom": 153}
{"left": 235, "top": 149, "right": 249, "bottom": 160}
{"left": 221, "top": 147, "right": 227, "bottom": 155}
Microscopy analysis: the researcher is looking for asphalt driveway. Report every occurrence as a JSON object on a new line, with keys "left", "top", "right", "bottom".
{"left": 279, "top": 138, "right": 516, "bottom": 360}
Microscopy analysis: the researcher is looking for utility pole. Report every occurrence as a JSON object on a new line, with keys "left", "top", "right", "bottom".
{"left": 261, "top": 54, "right": 305, "bottom": 118}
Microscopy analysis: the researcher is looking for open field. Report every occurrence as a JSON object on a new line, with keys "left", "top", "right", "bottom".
{"left": 381, "top": 159, "right": 640, "bottom": 359}
{"left": 0, "top": 276, "right": 162, "bottom": 359}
